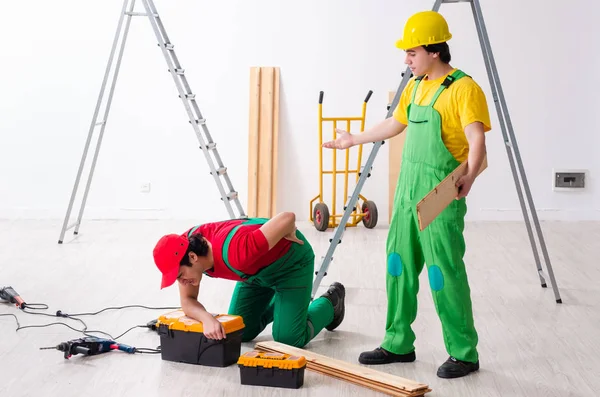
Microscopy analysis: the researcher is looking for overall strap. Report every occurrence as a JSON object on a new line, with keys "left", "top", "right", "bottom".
{"left": 187, "top": 225, "right": 200, "bottom": 237}
{"left": 222, "top": 218, "right": 269, "bottom": 279}
{"left": 428, "top": 69, "right": 468, "bottom": 107}
{"left": 410, "top": 75, "right": 425, "bottom": 104}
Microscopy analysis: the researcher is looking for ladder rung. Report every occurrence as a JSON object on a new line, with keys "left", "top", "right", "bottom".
{"left": 191, "top": 118, "right": 206, "bottom": 125}
{"left": 204, "top": 142, "right": 217, "bottom": 150}
{"left": 165, "top": 44, "right": 174, "bottom": 50}
{"left": 125, "top": 12, "right": 159, "bottom": 17}
{"left": 180, "top": 94, "right": 195, "bottom": 100}
{"left": 226, "top": 192, "right": 238, "bottom": 200}
{"left": 358, "top": 167, "right": 372, "bottom": 177}
{"left": 169, "top": 68, "right": 185, "bottom": 75}
{"left": 95, "top": 121, "right": 105, "bottom": 126}
{"left": 214, "top": 167, "right": 227, "bottom": 176}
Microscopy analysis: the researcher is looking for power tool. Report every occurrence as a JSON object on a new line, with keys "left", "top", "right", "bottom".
{"left": 40, "top": 336, "right": 137, "bottom": 359}
{"left": 0, "top": 286, "right": 26, "bottom": 309}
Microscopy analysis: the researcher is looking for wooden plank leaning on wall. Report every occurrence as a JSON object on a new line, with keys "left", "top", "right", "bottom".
{"left": 248, "top": 67, "right": 280, "bottom": 218}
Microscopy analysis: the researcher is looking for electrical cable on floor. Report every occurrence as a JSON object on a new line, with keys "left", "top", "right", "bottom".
{"left": 0, "top": 313, "right": 20, "bottom": 328}
{"left": 60, "top": 304, "right": 179, "bottom": 317}
{"left": 0, "top": 299, "right": 175, "bottom": 355}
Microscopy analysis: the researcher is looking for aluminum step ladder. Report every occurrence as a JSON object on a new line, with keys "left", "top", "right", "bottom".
{"left": 58, "top": 0, "right": 246, "bottom": 244}
{"left": 311, "top": 0, "right": 562, "bottom": 304}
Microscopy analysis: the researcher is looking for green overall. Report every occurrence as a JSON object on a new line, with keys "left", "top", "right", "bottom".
{"left": 220, "top": 218, "right": 334, "bottom": 348}
{"left": 382, "top": 70, "right": 479, "bottom": 363}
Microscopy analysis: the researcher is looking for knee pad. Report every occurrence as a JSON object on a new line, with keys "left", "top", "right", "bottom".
{"left": 387, "top": 252, "right": 403, "bottom": 277}
{"left": 428, "top": 265, "right": 444, "bottom": 291}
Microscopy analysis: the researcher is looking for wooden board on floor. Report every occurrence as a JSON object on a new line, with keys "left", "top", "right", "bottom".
{"left": 255, "top": 341, "right": 431, "bottom": 397}
{"left": 248, "top": 66, "right": 280, "bottom": 218}
{"left": 388, "top": 91, "right": 406, "bottom": 223}
{"left": 416, "top": 155, "right": 488, "bottom": 231}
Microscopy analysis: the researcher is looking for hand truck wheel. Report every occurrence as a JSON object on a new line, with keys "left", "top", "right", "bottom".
{"left": 361, "top": 200, "right": 378, "bottom": 229}
{"left": 313, "top": 203, "right": 330, "bottom": 232}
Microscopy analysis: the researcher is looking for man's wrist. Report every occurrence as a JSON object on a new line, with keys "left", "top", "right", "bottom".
{"left": 349, "top": 133, "right": 358, "bottom": 146}
{"left": 465, "top": 168, "right": 478, "bottom": 178}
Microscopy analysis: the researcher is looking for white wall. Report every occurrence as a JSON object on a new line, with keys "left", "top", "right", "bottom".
{"left": 0, "top": 0, "right": 598, "bottom": 224}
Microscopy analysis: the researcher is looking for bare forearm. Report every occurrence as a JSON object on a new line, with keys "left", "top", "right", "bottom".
{"left": 465, "top": 123, "right": 486, "bottom": 177}
{"left": 181, "top": 298, "right": 214, "bottom": 323}
{"left": 352, "top": 117, "right": 406, "bottom": 145}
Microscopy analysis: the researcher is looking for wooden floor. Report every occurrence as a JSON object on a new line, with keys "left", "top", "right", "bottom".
{"left": 0, "top": 219, "right": 598, "bottom": 397}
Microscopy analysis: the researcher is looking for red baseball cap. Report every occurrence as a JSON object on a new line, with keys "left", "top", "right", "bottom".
{"left": 153, "top": 233, "right": 189, "bottom": 289}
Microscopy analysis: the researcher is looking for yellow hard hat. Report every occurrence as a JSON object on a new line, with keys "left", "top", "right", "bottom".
{"left": 395, "top": 11, "right": 452, "bottom": 50}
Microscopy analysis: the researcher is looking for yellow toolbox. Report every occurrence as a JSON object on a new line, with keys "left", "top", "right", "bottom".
{"left": 156, "top": 310, "right": 245, "bottom": 367}
{"left": 238, "top": 350, "right": 306, "bottom": 389}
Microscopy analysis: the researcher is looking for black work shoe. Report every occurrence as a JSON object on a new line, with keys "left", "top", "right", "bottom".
{"left": 358, "top": 347, "right": 416, "bottom": 365}
{"left": 320, "top": 282, "right": 345, "bottom": 331}
{"left": 437, "top": 356, "right": 480, "bottom": 378}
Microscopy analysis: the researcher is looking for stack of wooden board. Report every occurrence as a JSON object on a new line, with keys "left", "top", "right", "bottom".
{"left": 255, "top": 341, "right": 431, "bottom": 397}
{"left": 247, "top": 66, "right": 280, "bottom": 218}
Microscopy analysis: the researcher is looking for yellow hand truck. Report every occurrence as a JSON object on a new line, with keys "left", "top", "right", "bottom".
{"left": 310, "top": 90, "right": 378, "bottom": 231}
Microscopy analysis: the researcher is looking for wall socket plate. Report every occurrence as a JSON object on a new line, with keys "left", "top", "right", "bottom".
{"left": 552, "top": 169, "right": 586, "bottom": 191}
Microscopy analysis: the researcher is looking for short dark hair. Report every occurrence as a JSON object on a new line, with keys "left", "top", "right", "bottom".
{"left": 179, "top": 232, "right": 209, "bottom": 267}
{"left": 423, "top": 42, "right": 451, "bottom": 64}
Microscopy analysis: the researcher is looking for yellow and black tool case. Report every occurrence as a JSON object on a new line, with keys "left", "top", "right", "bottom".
{"left": 156, "top": 310, "right": 245, "bottom": 367}
{"left": 238, "top": 351, "right": 307, "bottom": 389}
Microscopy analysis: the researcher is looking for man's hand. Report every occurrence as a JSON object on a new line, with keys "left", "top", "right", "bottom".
{"left": 203, "top": 315, "right": 227, "bottom": 340}
{"left": 283, "top": 227, "right": 304, "bottom": 245}
{"left": 323, "top": 128, "right": 355, "bottom": 150}
{"left": 455, "top": 172, "right": 475, "bottom": 200}
{"left": 259, "top": 212, "right": 298, "bottom": 250}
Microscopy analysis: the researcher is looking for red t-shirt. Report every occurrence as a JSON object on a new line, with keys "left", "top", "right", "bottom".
{"left": 184, "top": 219, "right": 291, "bottom": 281}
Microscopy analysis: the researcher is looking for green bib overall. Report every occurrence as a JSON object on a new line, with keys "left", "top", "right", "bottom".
{"left": 220, "top": 218, "right": 334, "bottom": 348}
{"left": 382, "top": 70, "right": 479, "bottom": 363}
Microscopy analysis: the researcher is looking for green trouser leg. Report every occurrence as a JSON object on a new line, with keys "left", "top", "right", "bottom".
{"left": 420, "top": 195, "right": 479, "bottom": 363}
{"left": 228, "top": 282, "right": 275, "bottom": 342}
{"left": 381, "top": 197, "right": 425, "bottom": 356}
{"left": 228, "top": 232, "right": 334, "bottom": 348}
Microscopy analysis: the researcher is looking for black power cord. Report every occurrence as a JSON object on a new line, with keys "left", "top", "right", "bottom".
{"left": 57, "top": 304, "right": 180, "bottom": 317}
{"left": 0, "top": 300, "right": 179, "bottom": 355}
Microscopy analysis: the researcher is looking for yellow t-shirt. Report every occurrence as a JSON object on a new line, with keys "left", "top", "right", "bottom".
{"left": 393, "top": 68, "right": 492, "bottom": 163}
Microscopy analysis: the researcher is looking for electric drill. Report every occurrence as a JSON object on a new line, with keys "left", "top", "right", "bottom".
{"left": 40, "top": 336, "right": 137, "bottom": 359}
{"left": 0, "top": 286, "right": 25, "bottom": 309}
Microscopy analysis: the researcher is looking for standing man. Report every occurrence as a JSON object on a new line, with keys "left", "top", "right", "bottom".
{"left": 152, "top": 212, "right": 345, "bottom": 349}
{"left": 323, "top": 11, "right": 491, "bottom": 378}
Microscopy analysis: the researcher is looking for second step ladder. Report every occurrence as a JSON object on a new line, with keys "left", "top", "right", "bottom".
{"left": 58, "top": 0, "right": 246, "bottom": 244}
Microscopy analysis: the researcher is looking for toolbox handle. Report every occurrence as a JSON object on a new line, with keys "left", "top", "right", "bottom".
{"left": 364, "top": 90, "right": 373, "bottom": 103}
{"left": 319, "top": 91, "right": 324, "bottom": 104}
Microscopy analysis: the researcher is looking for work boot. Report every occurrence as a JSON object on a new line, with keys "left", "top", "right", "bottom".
{"left": 358, "top": 347, "right": 416, "bottom": 365}
{"left": 436, "top": 356, "right": 480, "bottom": 379}
{"left": 320, "top": 282, "right": 345, "bottom": 331}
